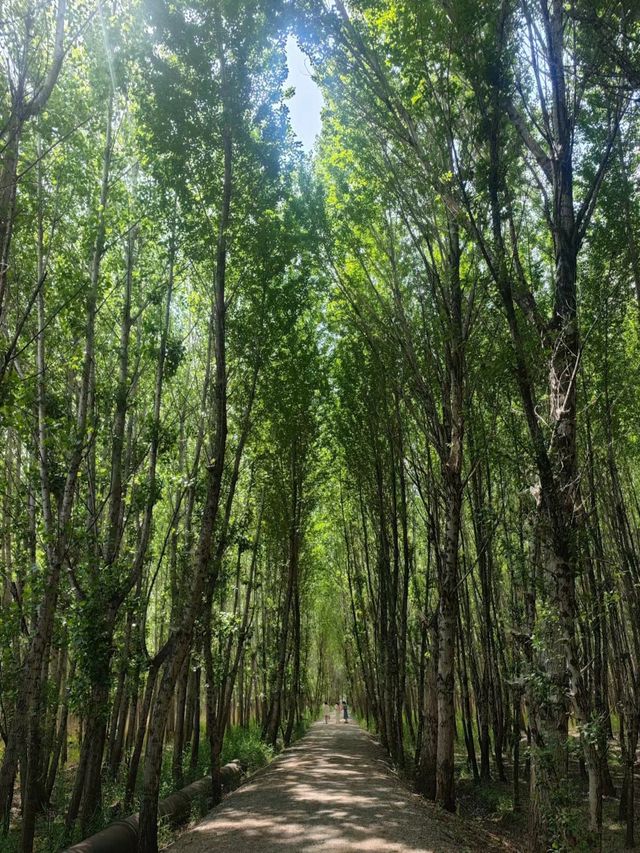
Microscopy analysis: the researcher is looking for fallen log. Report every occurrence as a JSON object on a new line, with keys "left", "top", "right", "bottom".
{"left": 63, "top": 761, "right": 243, "bottom": 852}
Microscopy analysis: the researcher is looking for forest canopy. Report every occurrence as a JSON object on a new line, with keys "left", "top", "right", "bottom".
{"left": 1, "top": 1, "right": 640, "bottom": 852}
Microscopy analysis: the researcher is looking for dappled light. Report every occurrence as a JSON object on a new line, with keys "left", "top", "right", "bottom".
{"left": 169, "top": 723, "right": 479, "bottom": 852}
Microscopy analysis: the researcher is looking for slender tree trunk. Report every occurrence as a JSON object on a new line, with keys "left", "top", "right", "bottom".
{"left": 189, "top": 667, "right": 201, "bottom": 772}
{"left": 171, "top": 658, "right": 190, "bottom": 789}
{"left": 137, "top": 40, "right": 231, "bottom": 848}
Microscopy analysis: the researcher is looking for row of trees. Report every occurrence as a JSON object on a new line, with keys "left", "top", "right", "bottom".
{"left": 304, "top": 0, "right": 640, "bottom": 850}
{"left": 0, "top": 2, "right": 327, "bottom": 852}
{"left": 2, "top": 1, "right": 640, "bottom": 852}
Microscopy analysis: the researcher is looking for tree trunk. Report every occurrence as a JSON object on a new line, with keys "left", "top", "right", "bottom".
{"left": 416, "top": 626, "right": 438, "bottom": 800}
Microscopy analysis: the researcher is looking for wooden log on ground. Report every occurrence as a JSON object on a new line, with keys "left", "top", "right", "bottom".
{"left": 63, "top": 761, "right": 243, "bottom": 852}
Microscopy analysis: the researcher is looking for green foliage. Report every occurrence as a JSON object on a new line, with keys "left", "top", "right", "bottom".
{"left": 221, "top": 723, "right": 275, "bottom": 772}
{"left": 1, "top": 2, "right": 640, "bottom": 853}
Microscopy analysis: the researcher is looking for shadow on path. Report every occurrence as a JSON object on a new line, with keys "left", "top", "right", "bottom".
{"left": 167, "top": 722, "right": 515, "bottom": 852}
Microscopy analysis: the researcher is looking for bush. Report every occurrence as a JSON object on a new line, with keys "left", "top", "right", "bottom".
{"left": 221, "top": 723, "right": 274, "bottom": 773}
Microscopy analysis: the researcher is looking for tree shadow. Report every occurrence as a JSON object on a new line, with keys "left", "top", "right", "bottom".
{"left": 167, "top": 723, "right": 471, "bottom": 852}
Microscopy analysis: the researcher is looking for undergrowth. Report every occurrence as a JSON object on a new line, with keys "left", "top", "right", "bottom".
{"left": 6, "top": 717, "right": 311, "bottom": 853}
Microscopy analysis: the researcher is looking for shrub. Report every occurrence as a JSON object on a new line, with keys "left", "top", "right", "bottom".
{"left": 221, "top": 723, "right": 274, "bottom": 772}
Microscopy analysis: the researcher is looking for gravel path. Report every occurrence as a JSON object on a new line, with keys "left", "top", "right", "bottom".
{"left": 167, "top": 721, "right": 517, "bottom": 853}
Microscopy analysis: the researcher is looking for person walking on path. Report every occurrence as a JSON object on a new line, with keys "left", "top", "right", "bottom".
{"left": 342, "top": 699, "right": 349, "bottom": 723}
{"left": 335, "top": 701, "right": 341, "bottom": 724}
{"left": 322, "top": 701, "right": 331, "bottom": 724}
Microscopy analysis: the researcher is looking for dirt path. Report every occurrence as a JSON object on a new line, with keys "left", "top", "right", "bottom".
{"left": 167, "top": 721, "right": 519, "bottom": 852}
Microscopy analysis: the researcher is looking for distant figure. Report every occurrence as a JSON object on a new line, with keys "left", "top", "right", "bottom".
{"left": 342, "top": 699, "right": 349, "bottom": 722}
{"left": 322, "top": 701, "right": 331, "bottom": 724}
{"left": 335, "top": 701, "right": 341, "bottom": 724}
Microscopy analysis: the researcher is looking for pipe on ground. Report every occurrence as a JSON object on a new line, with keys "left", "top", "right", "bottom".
{"left": 63, "top": 761, "right": 243, "bottom": 853}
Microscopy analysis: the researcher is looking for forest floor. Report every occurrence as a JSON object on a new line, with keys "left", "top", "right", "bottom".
{"left": 166, "top": 721, "right": 521, "bottom": 852}
{"left": 453, "top": 732, "right": 640, "bottom": 852}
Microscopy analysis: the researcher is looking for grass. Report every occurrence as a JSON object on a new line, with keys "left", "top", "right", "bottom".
{"left": 222, "top": 722, "right": 275, "bottom": 771}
